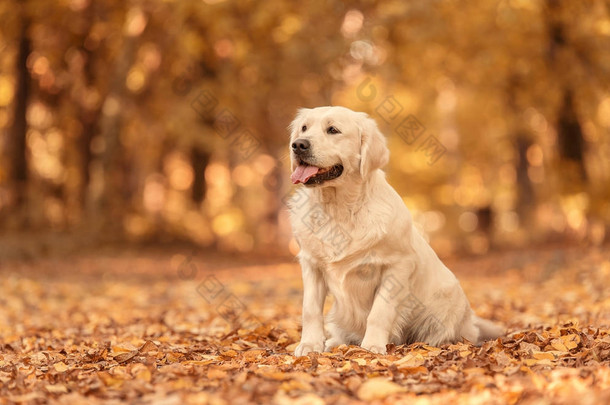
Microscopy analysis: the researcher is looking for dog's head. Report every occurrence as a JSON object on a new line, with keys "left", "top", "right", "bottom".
{"left": 288, "top": 106, "right": 389, "bottom": 187}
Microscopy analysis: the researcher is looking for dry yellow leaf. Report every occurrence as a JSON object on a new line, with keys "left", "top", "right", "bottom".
{"left": 550, "top": 339, "right": 568, "bottom": 352}
{"left": 524, "top": 358, "right": 553, "bottom": 367}
{"left": 357, "top": 378, "right": 406, "bottom": 400}
{"left": 182, "top": 360, "right": 216, "bottom": 366}
{"left": 114, "top": 350, "right": 138, "bottom": 363}
{"left": 561, "top": 334, "right": 580, "bottom": 350}
{"left": 243, "top": 349, "right": 266, "bottom": 361}
{"left": 352, "top": 358, "right": 367, "bottom": 366}
{"left": 280, "top": 379, "right": 313, "bottom": 392}
{"left": 399, "top": 366, "right": 428, "bottom": 375}
{"left": 221, "top": 349, "right": 238, "bottom": 357}
{"left": 336, "top": 361, "right": 352, "bottom": 373}
{"left": 45, "top": 384, "right": 68, "bottom": 394}
{"left": 53, "top": 361, "right": 69, "bottom": 372}
{"left": 532, "top": 352, "right": 555, "bottom": 360}
{"left": 317, "top": 357, "right": 332, "bottom": 366}
{"left": 256, "top": 370, "right": 290, "bottom": 380}
{"left": 463, "top": 367, "right": 487, "bottom": 375}
{"left": 112, "top": 345, "right": 137, "bottom": 354}
{"left": 139, "top": 340, "right": 158, "bottom": 353}
{"left": 97, "top": 372, "right": 124, "bottom": 388}
{"left": 165, "top": 352, "right": 183, "bottom": 362}
{"left": 393, "top": 353, "right": 425, "bottom": 368}
{"left": 131, "top": 364, "right": 152, "bottom": 382}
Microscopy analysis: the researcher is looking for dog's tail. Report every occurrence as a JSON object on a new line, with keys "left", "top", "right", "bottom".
{"left": 473, "top": 315, "right": 504, "bottom": 345}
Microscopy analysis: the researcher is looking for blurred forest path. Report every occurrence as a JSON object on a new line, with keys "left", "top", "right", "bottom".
{"left": 1, "top": 244, "right": 609, "bottom": 403}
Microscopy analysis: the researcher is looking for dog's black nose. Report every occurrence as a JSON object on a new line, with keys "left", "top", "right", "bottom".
{"left": 291, "top": 139, "right": 310, "bottom": 153}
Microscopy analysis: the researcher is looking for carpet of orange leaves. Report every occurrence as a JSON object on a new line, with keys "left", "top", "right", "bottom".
{"left": 1, "top": 245, "right": 609, "bottom": 404}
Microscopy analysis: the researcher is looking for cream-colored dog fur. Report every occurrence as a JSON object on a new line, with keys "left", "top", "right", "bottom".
{"left": 288, "top": 106, "right": 503, "bottom": 356}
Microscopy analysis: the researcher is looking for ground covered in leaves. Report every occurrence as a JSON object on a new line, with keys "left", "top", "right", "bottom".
{"left": 1, "top": 244, "right": 609, "bottom": 404}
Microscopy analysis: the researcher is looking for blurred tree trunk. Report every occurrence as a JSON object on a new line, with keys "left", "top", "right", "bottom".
{"left": 8, "top": 17, "right": 31, "bottom": 219}
{"left": 78, "top": 98, "right": 97, "bottom": 209}
{"left": 96, "top": 33, "right": 137, "bottom": 234}
{"left": 191, "top": 147, "right": 210, "bottom": 204}
{"left": 516, "top": 135, "right": 535, "bottom": 223}
{"left": 557, "top": 89, "right": 587, "bottom": 185}
{"left": 546, "top": 0, "right": 587, "bottom": 191}
{"left": 506, "top": 73, "right": 535, "bottom": 233}
{"left": 78, "top": 6, "right": 101, "bottom": 211}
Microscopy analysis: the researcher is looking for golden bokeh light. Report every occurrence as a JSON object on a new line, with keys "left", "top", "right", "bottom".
{"left": 0, "top": 76, "right": 14, "bottom": 107}
{"left": 126, "top": 67, "right": 146, "bottom": 93}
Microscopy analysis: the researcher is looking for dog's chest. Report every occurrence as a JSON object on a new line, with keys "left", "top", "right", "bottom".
{"left": 298, "top": 224, "right": 355, "bottom": 263}
{"left": 324, "top": 259, "right": 383, "bottom": 292}
{"left": 290, "top": 202, "right": 378, "bottom": 263}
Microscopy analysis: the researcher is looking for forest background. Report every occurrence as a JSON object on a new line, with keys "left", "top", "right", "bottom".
{"left": 0, "top": 0, "right": 609, "bottom": 258}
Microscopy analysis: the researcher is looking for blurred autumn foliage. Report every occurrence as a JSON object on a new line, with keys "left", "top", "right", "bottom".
{"left": 1, "top": 0, "right": 609, "bottom": 255}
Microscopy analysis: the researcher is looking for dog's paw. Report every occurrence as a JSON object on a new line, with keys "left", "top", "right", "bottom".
{"left": 362, "top": 344, "right": 387, "bottom": 354}
{"left": 295, "top": 341, "right": 324, "bottom": 356}
{"left": 361, "top": 342, "right": 388, "bottom": 354}
{"left": 324, "top": 337, "right": 346, "bottom": 352}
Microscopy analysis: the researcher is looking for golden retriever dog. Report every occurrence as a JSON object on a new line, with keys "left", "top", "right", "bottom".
{"left": 288, "top": 106, "right": 503, "bottom": 356}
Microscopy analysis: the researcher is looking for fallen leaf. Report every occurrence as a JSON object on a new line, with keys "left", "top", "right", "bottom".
{"left": 53, "top": 361, "right": 69, "bottom": 372}
{"left": 243, "top": 349, "right": 266, "bottom": 361}
{"left": 357, "top": 378, "right": 406, "bottom": 400}
{"left": 550, "top": 339, "right": 569, "bottom": 352}
{"left": 221, "top": 349, "right": 238, "bottom": 358}
{"left": 45, "top": 384, "right": 68, "bottom": 394}
{"left": 139, "top": 340, "right": 158, "bottom": 353}
{"left": 561, "top": 334, "right": 580, "bottom": 350}
{"left": 394, "top": 353, "right": 425, "bottom": 368}
{"left": 113, "top": 350, "right": 138, "bottom": 363}
{"left": 532, "top": 352, "right": 555, "bottom": 360}
{"left": 398, "top": 366, "right": 428, "bottom": 375}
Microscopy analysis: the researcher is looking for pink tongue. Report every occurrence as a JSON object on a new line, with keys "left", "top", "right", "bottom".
{"left": 291, "top": 165, "right": 319, "bottom": 184}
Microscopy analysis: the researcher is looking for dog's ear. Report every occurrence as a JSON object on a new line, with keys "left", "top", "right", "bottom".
{"left": 358, "top": 113, "right": 389, "bottom": 178}
{"left": 288, "top": 108, "right": 309, "bottom": 137}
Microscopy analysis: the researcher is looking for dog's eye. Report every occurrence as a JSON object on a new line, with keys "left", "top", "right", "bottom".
{"left": 327, "top": 126, "right": 341, "bottom": 134}
{"left": 301, "top": 125, "right": 307, "bottom": 132}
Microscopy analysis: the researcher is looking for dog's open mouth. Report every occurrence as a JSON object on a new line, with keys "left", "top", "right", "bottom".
{"left": 291, "top": 162, "right": 344, "bottom": 185}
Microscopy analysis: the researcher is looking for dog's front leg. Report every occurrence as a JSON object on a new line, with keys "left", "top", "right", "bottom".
{"left": 360, "top": 272, "right": 402, "bottom": 355}
{"left": 295, "top": 259, "right": 327, "bottom": 356}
